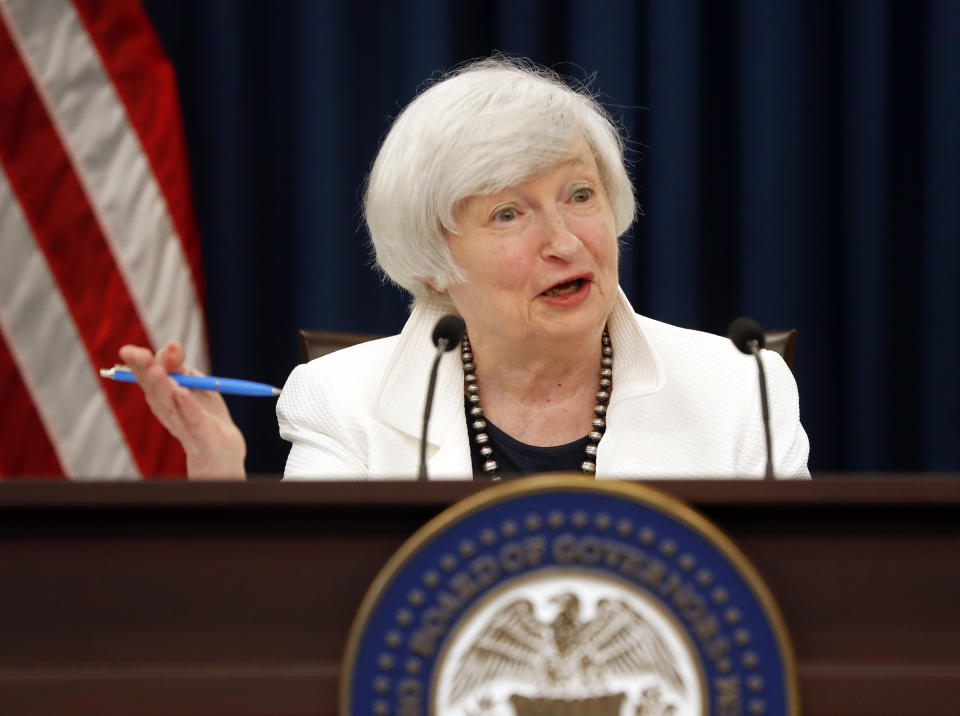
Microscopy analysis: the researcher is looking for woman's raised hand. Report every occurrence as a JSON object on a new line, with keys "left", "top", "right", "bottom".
{"left": 118, "top": 341, "right": 246, "bottom": 479}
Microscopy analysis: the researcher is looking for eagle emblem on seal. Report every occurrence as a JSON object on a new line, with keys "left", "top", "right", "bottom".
{"left": 447, "top": 592, "right": 686, "bottom": 715}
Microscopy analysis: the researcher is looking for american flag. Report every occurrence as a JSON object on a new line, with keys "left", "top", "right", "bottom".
{"left": 0, "top": 0, "right": 207, "bottom": 479}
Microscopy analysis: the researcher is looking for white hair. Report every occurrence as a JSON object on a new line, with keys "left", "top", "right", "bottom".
{"left": 364, "top": 57, "right": 635, "bottom": 307}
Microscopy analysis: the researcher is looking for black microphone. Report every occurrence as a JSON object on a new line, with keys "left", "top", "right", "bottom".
{"left": 419, "top": 315, "right": 466, "bottom": 480}
{"left": 728, "top": 317, "right": 765, "bottom": 355}
{"left": 727, "top": 317, "right": 774, "bottom": 479}
{"left": 432, "top": 314, "right": 466, "bottom": 351}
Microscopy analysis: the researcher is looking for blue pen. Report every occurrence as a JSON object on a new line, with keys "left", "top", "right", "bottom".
{"left": 100, "top": 365, "right": 281, "bottom": 397}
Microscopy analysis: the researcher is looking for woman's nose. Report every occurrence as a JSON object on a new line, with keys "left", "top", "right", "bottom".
{"left": 539, "top": 208, "right": 581, "bottom": 260}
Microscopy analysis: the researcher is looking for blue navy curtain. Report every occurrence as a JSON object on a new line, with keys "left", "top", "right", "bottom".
{"left": 142, "top": 0, "right": 960, "bottom": 475}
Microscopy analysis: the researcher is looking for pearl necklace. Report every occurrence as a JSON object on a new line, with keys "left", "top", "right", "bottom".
{"left": 461, "top": 328, "right": 612, "bottom": 481}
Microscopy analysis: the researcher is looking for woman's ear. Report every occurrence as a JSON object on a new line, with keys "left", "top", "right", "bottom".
{"left": 426, "top": 278, "right": 444, "bottom": 292}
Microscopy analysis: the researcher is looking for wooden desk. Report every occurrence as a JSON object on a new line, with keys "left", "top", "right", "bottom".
{"left": 1, "top": 477, "right": 958, "bottom": 715}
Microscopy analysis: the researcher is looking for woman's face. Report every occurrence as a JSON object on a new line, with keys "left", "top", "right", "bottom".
{"left": 443, "top": 147, "right": 619, "bottom": 350}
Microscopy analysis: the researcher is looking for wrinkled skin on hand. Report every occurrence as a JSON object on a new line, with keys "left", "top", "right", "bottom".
{"left": 118, "top": 341, "right": 246, "bottom": 479}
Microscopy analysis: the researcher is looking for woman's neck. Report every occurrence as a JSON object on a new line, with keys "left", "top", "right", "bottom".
{"left": 466, "top": 330, "right": 603, "bottom": 446}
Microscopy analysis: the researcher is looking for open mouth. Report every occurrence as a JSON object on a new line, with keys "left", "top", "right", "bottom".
{"left": 542, "top": 278, "right": 586, "bottom": 298}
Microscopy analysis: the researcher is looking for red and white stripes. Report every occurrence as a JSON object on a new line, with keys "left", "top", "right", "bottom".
{"left": 0, "top": 0, "right": 207, "bottom": 478}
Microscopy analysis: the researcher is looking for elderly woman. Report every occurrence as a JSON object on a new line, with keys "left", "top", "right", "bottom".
{"left": 121, "top": 58, "right": 809, "bottom": 480}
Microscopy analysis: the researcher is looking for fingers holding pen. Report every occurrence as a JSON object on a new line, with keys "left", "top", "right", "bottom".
{"left": 156, "top": 342, "right": 233, "bottom": 418}
{"left": 118, "top": 343, "right": 154, "bottom": 372}
{"left": 155, "top": 340, "right": 190, "bottom": 374}
{"left": 118, "top": 343, "right": 167, "bottom": 392}
{"left": 172, "top": 384, "right": 246, "bottom": 477}
{"left": 118, "top": 343, "right": 189, "bottom": 436}
{"left": 115, "top": 342, "right": 246, "bottom": 478}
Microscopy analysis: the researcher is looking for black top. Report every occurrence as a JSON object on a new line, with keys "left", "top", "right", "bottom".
{"left": 465, "top": 398, "right": 589, "bottom": 479}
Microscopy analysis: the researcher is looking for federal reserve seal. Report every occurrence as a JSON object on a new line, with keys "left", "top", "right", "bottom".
{"left": 341, "top": 476, "right": 798, "bottom": 716}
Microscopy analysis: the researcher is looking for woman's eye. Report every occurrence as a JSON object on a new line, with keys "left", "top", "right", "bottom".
{"left": 572, "top": 187, "right": 593, "bottom": 202}
{"left": 493, "top": 206, "right": 517, "bottom": 222}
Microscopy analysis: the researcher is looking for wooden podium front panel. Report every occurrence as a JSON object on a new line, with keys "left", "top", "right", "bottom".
{"left": 0, "top": 478, "right": 958, "bottom": 716}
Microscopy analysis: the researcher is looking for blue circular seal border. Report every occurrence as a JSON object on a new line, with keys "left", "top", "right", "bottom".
{"left": 341, "top": 476, "right": 799, "bottom": 716}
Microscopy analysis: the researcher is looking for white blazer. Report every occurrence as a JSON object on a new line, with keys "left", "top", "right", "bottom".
{"left": 277, "top": 289, "right": 810, "bottom": 480}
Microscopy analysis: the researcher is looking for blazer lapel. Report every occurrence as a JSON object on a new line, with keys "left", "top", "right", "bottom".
{"left": 596, "top": 289, "right": 665, "bottom": 476}
{"left": 373, "top": 300, "right": 472, "bottom": 478}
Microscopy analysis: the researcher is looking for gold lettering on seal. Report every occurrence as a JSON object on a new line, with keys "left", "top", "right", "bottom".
{"left": 499, "top": 541, "right": 526, "bottom": 573}
{"left": 523, "top": 535, "right": 547, "bottom": 566}
{"left": 436, "top": 590, "right": 461, "bottom": 615}
{"left": 550, "top": 535, "right": 650, "bottom": 577}
{"left": 713, "top": 675, "right": 742, "bottom": 716}
{"left": 471, "top": 555, "right": 499, "bottom": 587}
{"left": 618, "top": 544, "right": 647, "bottom": 578}
{"left": 639, "top": 558, "right": 667, "bottom": 588}
{"left": 658, "top": 571, "right": 683, "bottom": 597}
{"left": 408, "top": 630, "right": 433, "bottom": 658}
{"left": 421, "top": 607, "right": 447, "bottom": 632}
{"left": 578, "top": 536, "right": 604, "bottom": 564}
{"left": 397, "top": 678, "right": 422, "bottom": 716}
{"left": 499, "top": 536, "right": 547, "bottom": 573}
{"left": 692, "top": 613, "right": 721, "bottom": 643}
{"left": 552, "top": 533, "right": 577, "bottom": 563}
{"left": 672, "top": 583, "right": 707, "bottom": 622}
{"left": 409, "top": 550, "right": 514, "bottom": 659}
{"left": 450, "top": 571, "right": 479, "bottom": 602}
{"left": 409, "top": 588, "right": 463, "bottom": 659}
{"left": 707, "top": 636, "right": 731, "bottom": 661}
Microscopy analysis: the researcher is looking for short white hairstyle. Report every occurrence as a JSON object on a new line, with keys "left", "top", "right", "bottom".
{"left": 364, "top": 57, "right": 635, "bottom": 306}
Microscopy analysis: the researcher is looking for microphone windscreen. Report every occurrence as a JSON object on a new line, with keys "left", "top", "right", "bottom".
{"left": 432, "top": 315, "right": 466, "bottom": 351}
{"left": 727, "top": 317, "right": 766, "bottom": 354}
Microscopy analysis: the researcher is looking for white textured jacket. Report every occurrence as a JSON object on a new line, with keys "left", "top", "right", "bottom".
{"left": 278, "top": 289, "right": 810, "bottom": 480}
